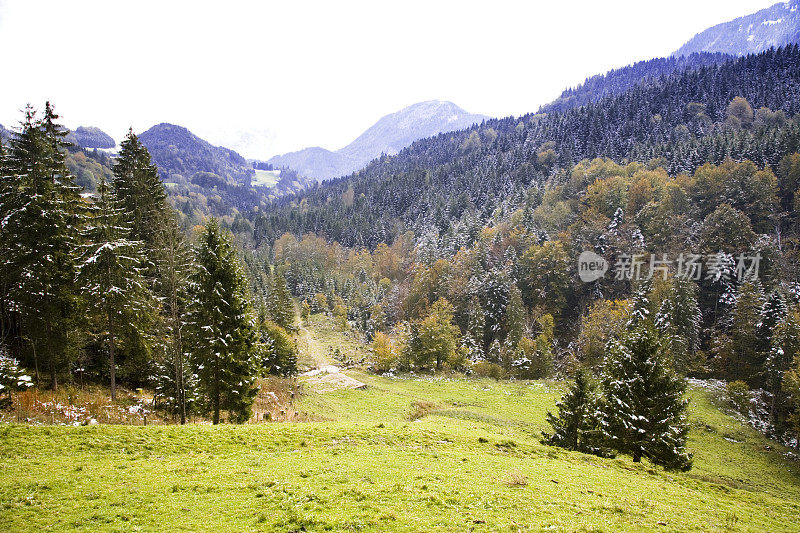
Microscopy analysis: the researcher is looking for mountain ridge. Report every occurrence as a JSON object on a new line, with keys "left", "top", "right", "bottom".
{"left": 268, "top": 100, "right": 488, "bottom": 182}
{"left": 675, "top": 0, "right": 800, "bottom": 57}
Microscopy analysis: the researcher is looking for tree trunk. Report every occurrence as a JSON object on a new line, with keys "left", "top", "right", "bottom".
{"left": 46, "top": 320, "right": 56, "bottom": 391}
{"left": 31, "top": 339, "right": 40, "bottom": 384}
{"left": 49, "top": 359, "right": 57, "bottom": 391}
{"left": 174, "top": 272, "right": 186, "bottom": 425}
{"left": 213, "top": 352, "right": 220, "bottom": 425}
{"left": 108, "top": 307, "right": 116, "bottom": 401}
{"left": 633, "top": 450, "right": 642, "bottom": 463}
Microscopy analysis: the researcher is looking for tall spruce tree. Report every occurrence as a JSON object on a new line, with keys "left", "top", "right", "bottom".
{"left": 654, "top": 278, "right": 702, "bottom": 374}
{"left": 152, "top": 210, "right": 194, "bottom": 423}
{"left": 78, "top": 177, "right": 157, "bottom": 400}
{"left": 463, "top": 295, "right": 485, "bottom": 361}
{"left": 1, "top": 103, "right": 85, "bottom": 388}
{"left": 267, "top": 268, "right": 296, "bottom": 332}
{"left": 602, "top": 323, "right": 693, "bottom": 471}
{"left": 112, "top": 129, "right": 169, "bottom": 256}
{"left": 543, "top": 369, "right": 610, "bottom": 456}
{"left": 187, "top": 219, "right": 257, "bottom": 424}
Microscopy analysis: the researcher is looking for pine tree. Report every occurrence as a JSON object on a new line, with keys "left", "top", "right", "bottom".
{"left": 267, "top": 268, "right": 296, "bottom": 332}
{"left": 187, "top": 219, "right": 257, "bottom": 424}
{"left": 602, "top": 323, "right": 693, "bottom": 471}
{"left": 78, "top": 177, "right": 157, "bottom": 400}
{"left": 463, "top": 296, "right": 485, "bottom": 361}
{"left": 723, "top": 281, "right": 766, "bottom": 384}
{"left": 152, "top": 209, "right": 194, "bottom": 423}
{"left": 765, "top": 310, "right": 800, "bottom": 430}
{"left": 256, "top": 320, "right": 297, "bottom": 377}
{"left": 503, "top": 284, "right": 526, "bottom": 356}
{"left": 153, "top": 350, "right": 199, "bottom": 419}
{"left": 2, "top": 103, "right": 86, "bottom": 389}
{"left": 112, "top": 129, "right": 169, "bottom": 256}
{"left": 0, "top": 345, "right": 33, "bottom": 408}
{"left": 655, "top": 278, "right": 702, "bottom": 374}
{"left": 543, "top": 369, "right": 609, "bottom": 456}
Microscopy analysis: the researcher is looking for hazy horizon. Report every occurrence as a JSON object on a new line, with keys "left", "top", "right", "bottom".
{"left": 0, "top": 0, "right": 778, "bottom": 159}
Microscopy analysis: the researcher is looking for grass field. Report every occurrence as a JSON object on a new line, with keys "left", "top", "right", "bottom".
{"left": 1, "top": 315, "right": 799, "bottom": 532}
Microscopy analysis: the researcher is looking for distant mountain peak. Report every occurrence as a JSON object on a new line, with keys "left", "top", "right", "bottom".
{"left": 674, "top": 1, "right": 800, "bottom": 57}
{"left": 268, "top": 101, "right": 488, "bottom": 182}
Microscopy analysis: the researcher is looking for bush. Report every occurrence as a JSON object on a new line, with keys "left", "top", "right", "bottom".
{"left": 0, "top": 347, "right": 33, "bottom": 408}
{"left": 372, "top": 332, "right": 398, "bottom": 373}
{"left": 727, "top": 380, "right": 751, "bottom": 415}
{"left": 256, "top": 321, "right": 298, "bottom": 377}
{"left": 472, "top": 361, "right": 505, "bottom": 380}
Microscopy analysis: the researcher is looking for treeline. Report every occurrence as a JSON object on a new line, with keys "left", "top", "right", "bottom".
{"left": 0, "top": 104, "right": 297, "bottom": 424}
{"left": 254, "top": 46, "right": 800, "bottom": 249}
{"left": 268, "top": 149, "right": 800, "bottom": 444}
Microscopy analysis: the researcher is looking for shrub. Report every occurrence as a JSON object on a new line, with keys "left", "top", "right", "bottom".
{"left": 372, "top": 332, "right": 399, "bottom": 373}
{"left": 472, "top": 361, "right": 505, "bottom": 380}
{"left": 727, "top": 380, "right": 751, "bottom": 415}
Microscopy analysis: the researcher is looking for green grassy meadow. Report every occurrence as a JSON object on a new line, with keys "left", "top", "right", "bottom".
{"left": 1, "top": 316, "right": 799, "bottom": 531}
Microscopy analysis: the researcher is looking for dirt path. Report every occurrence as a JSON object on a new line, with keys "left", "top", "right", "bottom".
{"left": 298, "top": 325, "right": 335, "bottom": 371}
{"left": 297, "top": 324, "right": 366, "bottom": 392}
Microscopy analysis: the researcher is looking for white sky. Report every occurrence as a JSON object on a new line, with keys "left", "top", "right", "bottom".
{"left": 0, "top": 0, "right": 779, "bottom": 159}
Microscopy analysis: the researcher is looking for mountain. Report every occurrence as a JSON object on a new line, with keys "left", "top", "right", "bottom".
{"left": 66, "top": 126, "right": 115, "bottom": 149}
{"left": 140, "top": 123, "right": 256, "bottom": 188}
{"left": 268, "top": 100, "right": 488, "bottom": 182}
{"left": 137, "top": 123, "right": 313, "bottom": 222}
{"left": 675, "top": 0, "right": 800, "bottom": 57}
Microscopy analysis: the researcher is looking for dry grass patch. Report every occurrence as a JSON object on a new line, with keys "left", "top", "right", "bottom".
{"left": 406, "top": 400, "right": 439, "bottom": 420}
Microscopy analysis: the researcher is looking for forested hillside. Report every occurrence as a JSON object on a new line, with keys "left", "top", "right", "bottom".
{"left": 65, "top": 126, "right": 115, "bottom": 149}
{"left": 240, "top": 46, "right": 800, "bottom": 449}
{"left": 255, "top": 46, "right": 800, "bottom": 249}
{"left": 540, "top": 52, "right": 731, "bottom": 114}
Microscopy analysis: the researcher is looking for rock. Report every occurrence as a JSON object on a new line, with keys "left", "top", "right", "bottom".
{"left": 305, "top": 372, "right": 366, "bottom": 392}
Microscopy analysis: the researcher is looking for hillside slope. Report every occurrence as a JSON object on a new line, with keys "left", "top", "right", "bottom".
{"left": 1, "top": 358, "right": 797, "bottom": 531}
{"left": 268, "top": 100, "right": 488, "bottom": 182}
{"left": 255, "top": 47, "right": 800, "bottom": 248}
{"left": 675, "top": 0, "right": 800, "bottom": 57}
{"left": 540, "top": 52, "right": 731, "bottom": 114}
{"left": 65, "top": 126, "right": 115, "bottom": 149}
{"left": 140, "top": 123, "right": 255, "bottom": 188}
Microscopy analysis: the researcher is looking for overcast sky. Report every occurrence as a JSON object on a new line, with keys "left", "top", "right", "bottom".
{"left": 0, "top": 0, "right": 779, "bottom": 158}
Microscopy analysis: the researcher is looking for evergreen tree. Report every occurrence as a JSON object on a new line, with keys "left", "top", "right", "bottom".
{"left": 153, "top": 351, "right": 199, "bottom": 419}
{"left": 112, "top": 129, "right": 169, "bottom": 255}
{"left": 78, "top": 177, "right": 157, "bottom": 399}
{"left": 267, "top": 268, "right": 296, "bottom": 332}
{"left": 722, "top": 281, "right": 767, "bottom": 385}
{"left": 543, "top": 369, "right": 609, "bottom": 456}
{"left": 765, "top": 310, "right": 800, "bottom": 429}
{"left": 1, "top": 103, "right": 85, "bottom": 389}
{"left": 152, "top": 209, "right": 194, "bottom": 423}
{"left": 256, "top": 320, "right": 297, "bottom": 377}
{"left": 602, "top": 323, "right": 693, "bottom": 471}
{"left": 654, "top": 278, "right": 702, "bottom": 374}
{"left": 0, "top": 346, "right": 33, "bottom": 408}
{"left": 187, "top": 219, "right": 257, "bottom": 424}
{"left": 463, "top": 296, "right": 485, "bottom": 361}
{"left": 503, "top": 284, "right": 526, "bottom": 358}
